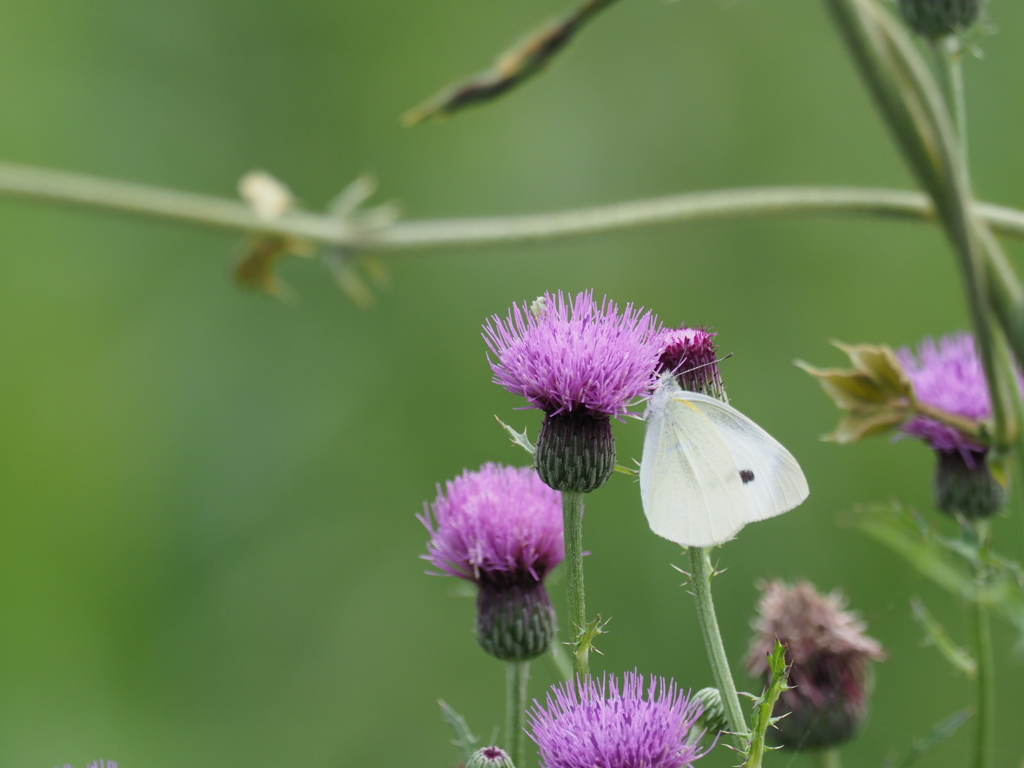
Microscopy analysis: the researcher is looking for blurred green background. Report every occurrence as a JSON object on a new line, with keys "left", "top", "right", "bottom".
{"left": 1, "top": 0, "right": 1023, "bottom": 766}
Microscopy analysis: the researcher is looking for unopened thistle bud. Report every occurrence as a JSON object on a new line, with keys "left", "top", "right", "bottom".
{"left": 691, "top": 687, "right": 728, "bottom": 737}
{"left": 656, "top": 326, "right": 726, "bottom": 401}
{"left": 467, "top": 746, "right": 516, "bottom": 768}
{"left": 898, "top": 0, "right": 985, "bottom": 39}
{"left": 897, "top": 333, "right": 1015, "bottom": 520}
{"left": 535, "top": 412, "right": 616, "bottom": 493}
{"left": 933, "top": 450, "right": 1006, "bottom": 519}
{"left": 747, "top": 581, "right": 885, "bottom": 751}
{"left": 476, "top": 581, "right": 557, "bottom": 661}
{"left": 420, "top": 463, "right": 564, "bottom": 661}
{"left": 484, "top": 290, "right": 663, "bottom": 493}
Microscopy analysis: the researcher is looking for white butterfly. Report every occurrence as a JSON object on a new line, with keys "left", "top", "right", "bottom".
{"left": 639, "top": 374, "right": 809, "bottom": 548}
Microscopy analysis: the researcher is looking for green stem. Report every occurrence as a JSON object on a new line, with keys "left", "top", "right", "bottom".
{"left": 968, "top": 523, "right": 994, "bottom": 768}
{"left": 822, "top": 0, "right": 1015, "bottom": 451}
{"left": 813, "top": 748, "right": 843, "bottom": 768}
{"left": 6, "top": 163, "right": 1024, "bottom": 250}
{"left": 505, "top": 660, "right": 531, "bottom": 768}
{"left": 931, "top": 27, "right": 1024, "bottom": 473}
{"left": 969, "top": 598, "right": 994, "bottom": 768}
{"left": 561, "top": 490, "right": 589, "bottom": 678}
{"left": 930, "top": 38, "right": 969, "bottom": 170}
{"left": 687, "top": 547, "right": 747, "bottom": 740}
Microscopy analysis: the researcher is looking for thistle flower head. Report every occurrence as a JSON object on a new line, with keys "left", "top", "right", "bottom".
{"left": 656, "top": 326, "right": 725, "bottom": 400}
{"left": 420, "top": 463, "right": 563, "bottom": 660}
{"left": 896, "top": 333, "right": 1016, "bottom": 517}
{"left": 896, "top": 332, "right": 991, "bottom": 458}
{"left": 467, "top": 747, "right": 516, "bottom": 768}
{"left": 898, "top": 0, "right": 985, "bottom": 39}
{"left": 747, "top": 581, "right": 884, "bottom": 751}
{"left": 527, "top": 671, "right": 706, "bottom": 768}
{"left": 484, "top": 290, "right": 663, "bottom": 492}
{"left": 483, "top": 290, "right": 663, "bottom": 419}
{"left": 420, "top": 463, "right": 563, "bottom": 587}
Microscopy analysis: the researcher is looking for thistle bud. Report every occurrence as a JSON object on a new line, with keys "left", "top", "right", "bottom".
{"left": 896, "top": 333, "right": 1013, "bottom": 519}
{"left": 898, "top": 0, "right": 985, "bottom": 39}
{"left": 467, "top": 746, "right": 515, "bottom": 768}
{"left": 656, "top": 326, "right": 726, "bottom": 401}
{"left": 747, "top": 582, "right": 884, "bottom": 751}
{"left": 535, "top": 411, "right": 616, "bottom": 493}
{"left": 934, "top": 450, "right": 1007, "bottom": 519}
{"left": 476, "top": 581, "right": 557, "bottom": 661}
{"left": 691, "top": 687, "right": 729, "bottom": 737}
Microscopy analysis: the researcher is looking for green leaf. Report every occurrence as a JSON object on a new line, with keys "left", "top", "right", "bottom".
{"left": 883, "top": 709, "right": 971, "bottom": 768}
{"left": 853, "top": 503, "right": 1024, "bottom": 636}
{"left": 546, "top": 637, "right": 574, "bottom": 682}
{"left": 495, "top": 416, "right": 536, "bottom": 457}
{"left": 853, "top": 503, "right": 979, "bottom": 598}
{"left": 910, "top": 598, "right": 976, "bottom": 676}
{"left": 438, "top": 700, "right": 478, "bottom": 762}
{"left": 329, "top": 175, "right": 377, "bottom": 218}
{"left": 796, "top": 345, "right": 918, "bottom": 444}
{"left": 830, "top": 408, "right": 909, "bottom": 443}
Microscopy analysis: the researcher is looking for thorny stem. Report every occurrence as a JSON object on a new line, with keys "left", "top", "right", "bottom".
{"left": 687, "top": 547, "right": 748, "bottom": 742}
{"left": 6, "top": 163, "right": 1024, "bottom": 252}
{"left": 561, "top": 490, "right": 589, "bottom": 678}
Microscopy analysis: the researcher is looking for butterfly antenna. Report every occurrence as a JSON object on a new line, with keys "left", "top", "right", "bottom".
{"left": 668, "top": 351, "right": 734, "bottom": 377}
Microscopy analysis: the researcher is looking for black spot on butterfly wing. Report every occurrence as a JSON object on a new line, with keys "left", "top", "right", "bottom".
{"left": 739, "top": 469, "right": 755, "bottom": 484}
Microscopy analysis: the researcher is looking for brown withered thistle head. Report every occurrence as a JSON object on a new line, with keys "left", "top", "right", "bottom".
{"left": 746, "top": 581, "right": 885, "bottom": 751}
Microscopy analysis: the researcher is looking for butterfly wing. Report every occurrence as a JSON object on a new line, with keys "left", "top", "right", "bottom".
{"left": 640, "top": 382, "right": 749, "bottom": 548}
{"left": 677, "top": 391, "right": 809, "bottom": 523}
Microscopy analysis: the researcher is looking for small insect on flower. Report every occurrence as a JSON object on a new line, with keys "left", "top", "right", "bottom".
{"left": 640, "top": 372, "right": 809, "bottom": 549}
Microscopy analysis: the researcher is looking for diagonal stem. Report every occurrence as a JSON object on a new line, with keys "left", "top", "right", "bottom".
{"left": 687, "top": 546, "right": 747, "bottom": 742}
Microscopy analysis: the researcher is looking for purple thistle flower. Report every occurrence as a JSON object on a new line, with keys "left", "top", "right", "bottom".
{"left": 896, "top": 332, "right": 1016, "bottom": 518}
{"left": 484, "top": 291, "right": 663, "bottom": 492}
{"left": 55, "top": 763, "right": 117, "bottom": 768}
{"left": 896, "top": 332, "right": 992, "bottom": 458}
{"left": 420, "top": 463, "right": 563, "bottom": 660}
{"left": 483, "top": 291, "right": 663, "bottom": 420}
{"left": 656, "top": 326, "right": 725, "bottom": 400}
{"left": 420, "top": 463, "right": 563, "bottom": 586}
{"left": 528, "top": 672, "right": 706, "bottom": 768}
